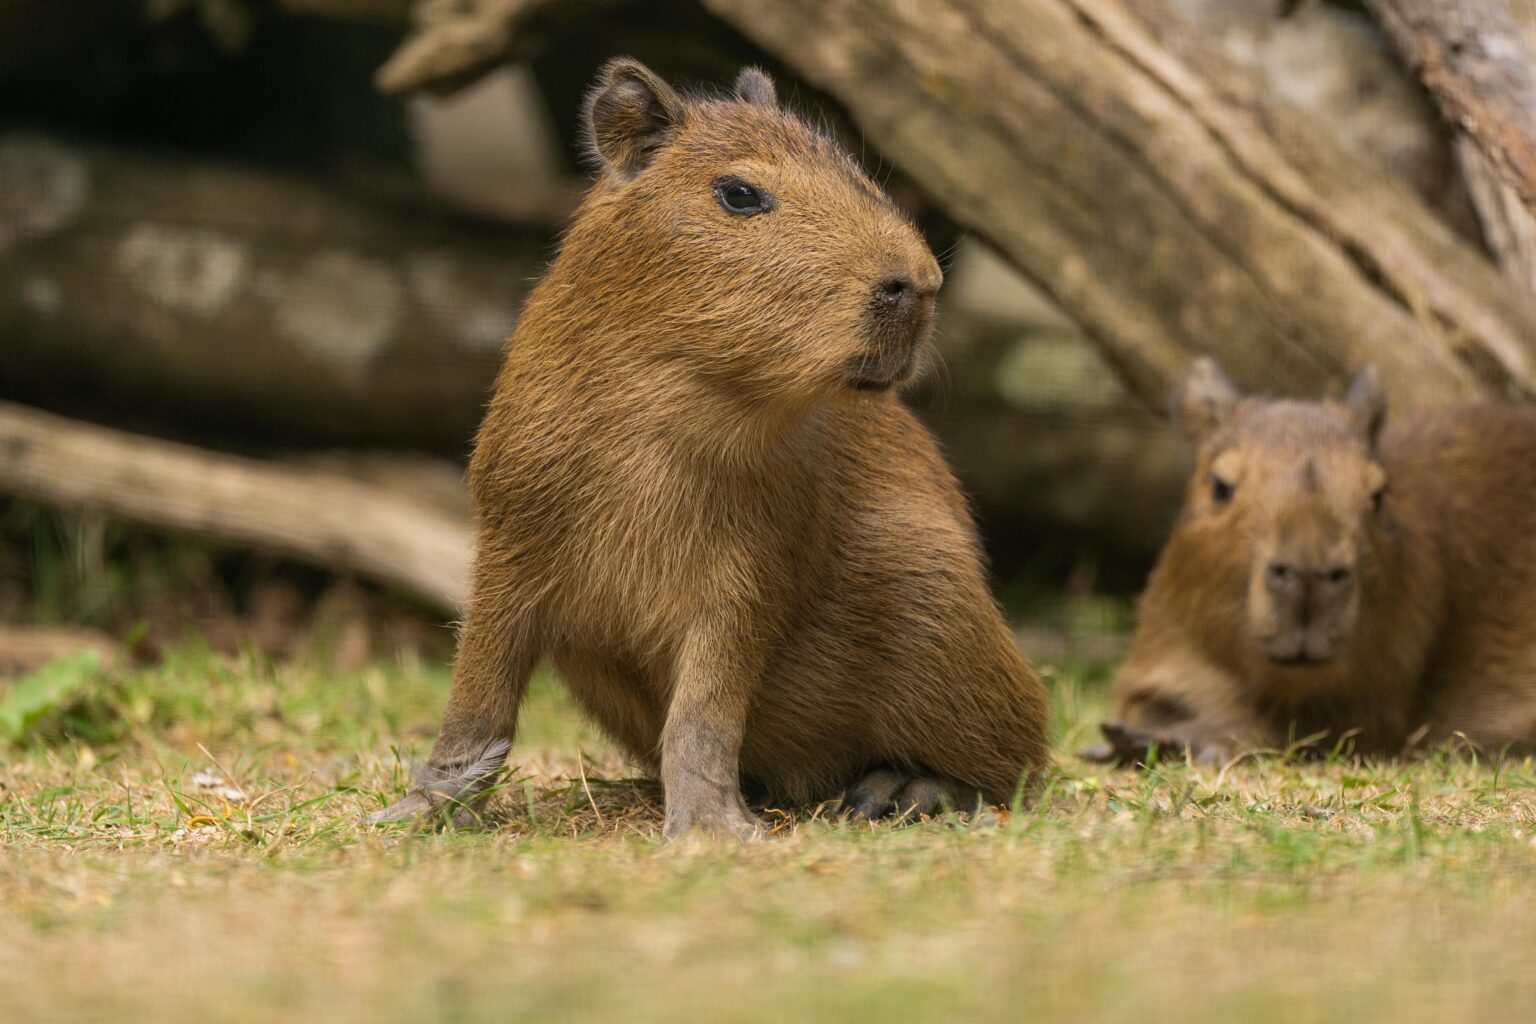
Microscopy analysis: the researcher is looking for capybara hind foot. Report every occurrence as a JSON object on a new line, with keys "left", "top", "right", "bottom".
{"left": 362, "top": 737, "right": 511, "bottom": 828}
{"left": 841, "top": 767, "right": 979, "bottom": 823}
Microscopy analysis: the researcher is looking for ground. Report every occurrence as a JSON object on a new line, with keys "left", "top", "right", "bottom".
{"left": 4, "top": 642, "right": 1536, "bottom": 1023}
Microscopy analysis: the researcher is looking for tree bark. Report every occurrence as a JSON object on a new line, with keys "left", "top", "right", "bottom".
{"left": 1365, "top": 0, "right": 1536, "bottom": 221}
{"left": 0, "top": 624, "right": 120, "bottom": 678}
{"left": 0, "top": 131, "right": 556, "bottom": 453}
{"left": 1370, "top": 0, "right": 1536, "bottom": 295}
{"left": 373, "top": 0, "right": 560, "bottom": 94}
{"left": 699, "top": 0, "right": 1536, "bottom": 410}
{"left": 0, "top": 401, "right": 473, "bottom": 615}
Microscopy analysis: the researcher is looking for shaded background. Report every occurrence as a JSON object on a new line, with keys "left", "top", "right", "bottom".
{"left": 4, "top": 0, "right": 1535, "bottom": 673}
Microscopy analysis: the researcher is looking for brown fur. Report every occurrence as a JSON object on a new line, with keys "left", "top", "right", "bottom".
{"left": 368, "top": 60, "right": 1048, "bottom": 838}
{"left": 1103, "top": 358, "right": 1536, "bottom": 761}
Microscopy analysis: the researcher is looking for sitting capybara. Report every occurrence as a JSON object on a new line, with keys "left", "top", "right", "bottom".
{"left": 1090, "top": 358, "right": 1536, "bottom": 763}
{"left": 367, "top": 60, "right": 1048, "bottom": 837}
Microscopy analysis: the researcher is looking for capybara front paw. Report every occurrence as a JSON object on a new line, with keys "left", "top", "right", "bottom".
{"left": 363, "top": 738, "right": 512, "bottom": 827}
{"left": 1086, "top": 721, "right": 1227, "bottom": 767}
{"left": 661, "top": 791, "right": 761, "bottom": 842}
{"left": 362, "top": 790, "right": 494, "bottom": 829}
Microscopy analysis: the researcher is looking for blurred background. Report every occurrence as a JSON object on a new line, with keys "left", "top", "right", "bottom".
{"left": 4, "top": 0, "right": 1536, "bottom": 681}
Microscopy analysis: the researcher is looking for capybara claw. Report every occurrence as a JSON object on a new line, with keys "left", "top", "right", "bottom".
{"left": 843, "top": 794, "right": 886, "bottom": 821}
{"left": 840, "top": 767, "right": 905, "bottom": 821}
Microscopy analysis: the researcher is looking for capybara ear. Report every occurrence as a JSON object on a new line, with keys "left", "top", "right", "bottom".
{"left": 1175, "top": 357, "right": 1240, "bottom": 445}
{"left": 1344, "top": 365, "right": 1387, "bottom": 445}
{"left": 734, "top": 66, "right": 778, "bottom": 108}
{"left": 582, "top": 58, "right": 685, "bottom": 178}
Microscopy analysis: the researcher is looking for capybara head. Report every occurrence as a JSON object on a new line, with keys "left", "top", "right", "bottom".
{"left": 1173, "top": 359, "right": 1389, "bottom": 668}
{"left": 572, "top": 58, "right": 943, "bottom": 400}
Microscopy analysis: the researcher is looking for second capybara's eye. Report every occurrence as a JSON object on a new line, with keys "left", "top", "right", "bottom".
{"left": 714, "top": 177, "right": 773, "bottom": 216}
{"left": 1372, "top": 486, "right": 1387, "bottom": 513}
{"left": 1211, "top": 476, "right": 1235, "bottom": 506}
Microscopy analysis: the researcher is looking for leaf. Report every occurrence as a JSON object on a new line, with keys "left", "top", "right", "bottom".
{"left": 0, "top": 649, "right": 103, "bottom": 744}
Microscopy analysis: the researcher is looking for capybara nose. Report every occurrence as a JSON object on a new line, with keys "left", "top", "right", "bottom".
{"left": 873, "top": 276, "right": 916, "bottom": 307}
{"left": 1268, "top": 560, "right": 1352, "bottom": 593}
{"left": 1266, "top": 561, "right": 1297, "bottom": 593}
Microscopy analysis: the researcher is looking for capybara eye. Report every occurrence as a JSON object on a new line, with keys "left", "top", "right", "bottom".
{"left": 1371, "top": 486, "right": 1386, "bottom": 513}
{"left": 713, "top": 177, "right": 771, "bottom": 216}
{"left": 1210, "top": 476, "right": 1234, "bottom": 506}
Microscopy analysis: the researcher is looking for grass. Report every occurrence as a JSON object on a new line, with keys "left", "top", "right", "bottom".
{"left": 4, "top": 640, "right": 1536, "bottom": 1023}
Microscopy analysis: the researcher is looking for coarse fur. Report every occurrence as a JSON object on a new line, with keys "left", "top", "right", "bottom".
{"left": 1099, "top": 358, "right": 1536, "bottom": 762}
{"left": 368, "top": 60, "right": 1049, "bottom": 838}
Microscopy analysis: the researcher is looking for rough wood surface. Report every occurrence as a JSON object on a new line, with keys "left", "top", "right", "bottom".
{"left": 0, "top": 624, "right": 120, "bottom": 679}
{"left": 1416, "top": 1, "right": 1536, "bottom": 294}
{"left": 0, "top": 131, "right": 552, "bottom": 452}
{"left": 1366, "top": 0, "right": 1536, "bottom": 220}
{"left": 375, "top": 0, "right": 557, "bottom": 94}
{"left": 0, "top": 401, "right": 473, "bottom": 614}
{"left": 699, "top": 0, "right": 1536, "bottom": 409}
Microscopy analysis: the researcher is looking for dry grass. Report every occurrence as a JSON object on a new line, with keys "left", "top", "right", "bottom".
{"left": 4, "top": 642, "right": 1536, "bottom": 1023}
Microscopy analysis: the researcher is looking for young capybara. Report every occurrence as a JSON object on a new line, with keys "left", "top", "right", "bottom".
{"left": 1089, "top": 358, "right": 1536, "bottom": 764}
{"left": 367, "top": 60, "right": 1049, "bottom": 838}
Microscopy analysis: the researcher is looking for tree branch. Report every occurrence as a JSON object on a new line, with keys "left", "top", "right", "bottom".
{"left": 0, "top": 401, "right": 473, "bottom": 615}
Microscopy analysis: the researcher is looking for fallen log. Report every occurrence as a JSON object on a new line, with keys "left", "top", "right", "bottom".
{"left": 0, "top": 624, "right": 120, "bottom": 679}
{"left": 0, "top": 131, "right": 551, "bottom": 453}
{"left": 0, "top": 401, "right": 473, "bottom": 614}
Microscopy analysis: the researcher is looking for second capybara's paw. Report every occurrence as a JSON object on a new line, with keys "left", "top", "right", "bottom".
{"left": 1080, "top": 721, "right": 1229, "bottom": 767}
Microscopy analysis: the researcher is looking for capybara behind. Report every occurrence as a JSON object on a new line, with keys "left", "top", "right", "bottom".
{"left": 367, "top": 60, "right": 1049, "bottom": 838}
{"left": 1094, "top": 358, "right": 1536, "bottom": 763}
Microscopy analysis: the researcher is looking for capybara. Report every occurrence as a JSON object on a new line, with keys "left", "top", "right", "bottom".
{"left": 367, "top": 60, "right": 1048, "bottom": 837}
{"left": 1089, "top": 358, "right": 1536, "bottom": 764}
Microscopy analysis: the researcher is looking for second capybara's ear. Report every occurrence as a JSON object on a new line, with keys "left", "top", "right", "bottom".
{"left": 1174, "top": 357, "right": 1241, "bottom": 445}
{"left": 581, "top": 58, "right": 685, "bottom": 178}
{"left": 1344, "top": 365, "right": 1387, "bottom": 446}
{"left": 733, "top": 67, "right": 778, "bottom": 108}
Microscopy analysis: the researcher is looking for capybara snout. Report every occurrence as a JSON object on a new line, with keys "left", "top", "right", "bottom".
{"left": 1250, "top": 511, "right": 1363, "bottom": 666}
{"left": 852, "top": 256, "right": 942, "bottom": 391}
